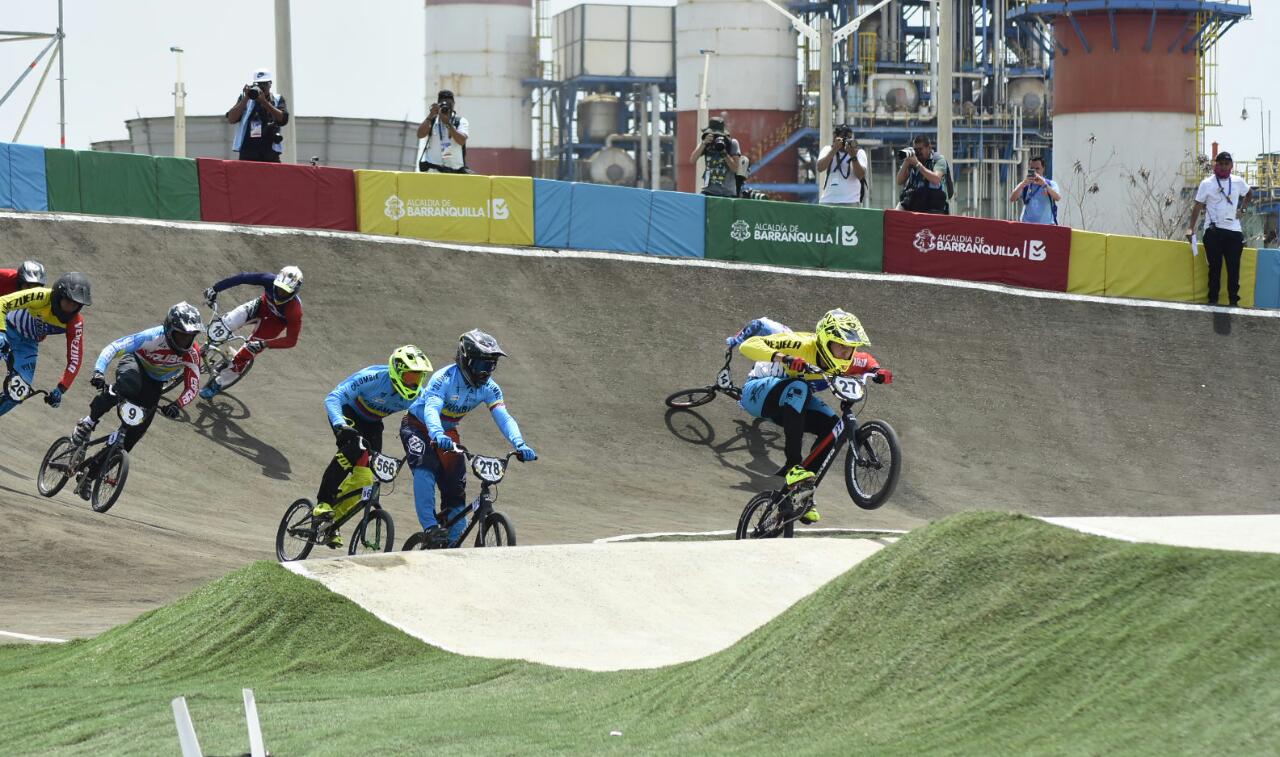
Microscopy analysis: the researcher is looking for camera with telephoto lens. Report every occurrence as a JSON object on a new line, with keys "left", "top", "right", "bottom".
{"left": 707, "top": 134, "right": 730, "bottom": 154}
{"left": 896, "top": 146, "right": 915, "bottom": 161}
{"left": 246, "top": 85, "right": 261, "bottom": 100}
{"left": 438, "top": 101, "right": 452, "bottom": 115}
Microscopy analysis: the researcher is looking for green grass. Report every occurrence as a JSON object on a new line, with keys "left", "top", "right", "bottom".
{"left": 612, "top": 529, "right": 902, "bottom": 543}
{"left": 4, "top": 512, "right": 1280, "bottom": 755}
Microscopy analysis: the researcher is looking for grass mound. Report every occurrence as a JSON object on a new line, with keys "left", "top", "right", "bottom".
{"left": 4, "top": 513, "right": 1279, "bottom": 755}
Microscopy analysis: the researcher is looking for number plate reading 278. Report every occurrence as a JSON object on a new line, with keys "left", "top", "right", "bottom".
{"left": 472, "top": 456, "right": 505, "bottom": 484}
{"left": 372, "top": 454, "right": 400, "bottom": 483}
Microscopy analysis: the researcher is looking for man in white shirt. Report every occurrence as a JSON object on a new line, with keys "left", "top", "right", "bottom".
{"left": 1189, "top": 151, "right": 1253, "bottom": 306}
{"left": 817, "top": 125, "right": 868, "bottom": 206}
{"left": 417, "top": 89, "right": 470, "bottom": 173}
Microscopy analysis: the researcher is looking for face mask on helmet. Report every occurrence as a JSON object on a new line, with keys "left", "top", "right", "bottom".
{"left": 168, "top": 329, "right": 198, "bottom": 352}
{"left": 271, "top": 285, "right": 295, "bottom": 305}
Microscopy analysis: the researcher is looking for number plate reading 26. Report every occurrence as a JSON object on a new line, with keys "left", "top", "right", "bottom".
{"left": 372, "top": 453, "right": 400, "bottom": 483}
{"left": 118, "top": 401, "right": 147, "bottom": 426}
{"left": 831, "top": 375, "right": 865, "bottom": 402}
{"left": 472, "top": 456, "right": 505, "bottom": 484}
{"left": 4, "top": 373, "right": 33, "bottom": 402}
{"left": 207, "top": 319, "right": 231, "bottom": 344}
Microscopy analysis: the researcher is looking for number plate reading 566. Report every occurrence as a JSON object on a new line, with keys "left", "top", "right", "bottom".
{"left": 372, "top": 454, "right": 400, "bottom": 483}
{"left": 472, "top": 456, "right": 504, "bottom": 483}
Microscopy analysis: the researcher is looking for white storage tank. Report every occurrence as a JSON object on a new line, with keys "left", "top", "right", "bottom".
{"left": 425, "top": 0, "right": 533, "bottom": 175}
{"left": 675, "top": 0, "right": 798, "bottom": 191}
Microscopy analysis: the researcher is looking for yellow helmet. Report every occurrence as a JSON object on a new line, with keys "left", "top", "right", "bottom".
{"left": 814, "top": 309, "right": 869, "bottom": 374}
{"left": 389, "top": 345, "right": 433, "bottom": 401}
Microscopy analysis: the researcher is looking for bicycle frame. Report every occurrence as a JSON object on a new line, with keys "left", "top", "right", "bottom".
{"left": 201, "top": 303, "right": 251, "bottom": 369}
{"left": 773, "top": 373, "right": 875, "bottom": 516}
{"left": 435, "top": 449, "right": 518, "bottom": 547}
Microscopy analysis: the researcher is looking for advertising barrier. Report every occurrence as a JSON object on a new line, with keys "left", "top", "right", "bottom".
{"left": 43, "top": 148, "right": 80, "bottom": 212}
{"left": 1067, "top": 229, "right": 1107, "bottom": 296}
{"left": 534, "top": 179, "right": 571, "bottom": 248}
{"left": 489, "top": 177, "right": 535, "bottom": 246}
{"left": 0, "top": 143, "right": 48, "bottom": 211}
{"left": 199, "top": 159, "right": 356, "bottom": 230}
{"left": 155, "top": 157, "right": 200, "bottom": 221}
{"left": 705, "top": 198, "right": 883, "bottom": 272}
{"left": 354, "top": 172, "right": 532, "bottom": 245}
{"left": 1256, "top": 249, "right": 1280, "bottom": 309}
{"left": 1103, "top": 234, "right": 1197, "bottom": 303}
{"left": 78, "top": 151, "right": 159, "bottom": 218}
{"left": 567, "top": 183, "right": 651, "bottom": 253}
{"left": 884, "top": 210, "right": 1071, "bottom": 291}
{"left": 354, "top": 170, "right": 398, "bottom": 236}
{"left": 646, "top": 190, "right": 705, "bottom": 258}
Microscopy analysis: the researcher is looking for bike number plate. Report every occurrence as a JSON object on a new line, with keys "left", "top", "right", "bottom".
{"left": 207, "top": 319, "right": 231, "bottom": 344}
{"left": 832, "top": 375, "right": 865, "bottom": 401}
{"left": 472, "top": 456, "right": 505, "bottom": 484}
{"left": 372, "top": 453, "right": 400, "bottom": 483}
{"left": 4, "top": 373, "right": 33, "bottom": 402}
{"left": 118, "top": 401, "right": 147, "bottom": 426}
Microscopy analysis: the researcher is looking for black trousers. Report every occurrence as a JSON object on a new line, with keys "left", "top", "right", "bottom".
{"left": 88, "top": 354, "right": 163, "bottom": 452}
{"left": 316, "top": 406, "right": 384, "bottom": 506}
{"left": 1204, "top": 226, "right": 1245, "bottom": 305}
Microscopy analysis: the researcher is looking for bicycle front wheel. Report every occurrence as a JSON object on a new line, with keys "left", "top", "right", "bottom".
{"left": 845, "top": 420, "right": 902, "bottom": 510}
{"left": 350, "top": 509, "right": 395, "bottom": 555}
{"left": 475, "top": 512, "right": 516, "bottom": 547}
{"left": 276, "top": 498, "right": 316, "bottom": 562}
{"left": 664, "top": 386, "right": 717, "bottom": 409}
{"left": 91, "top": 448, "right": 129, "bottom": 513}
{"left": 37, "top": 436, "right": 76, "bottom": 497}
{"left": 736, "top": 491, "right": 792, "bottom": 539}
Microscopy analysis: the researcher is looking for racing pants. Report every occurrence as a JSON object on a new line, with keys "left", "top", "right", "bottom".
{"left": 400, "top": 417, "right": 467, "bottom": 541}
{"left": 0, "top": 330, "right": 38, "bottom": 418}
{"left": 214, "top": 300, "right": 288, "bottom": 388}
{"left": 316, "top": 405, "right": 383, "bottom": 513}
{"left": 740, "top": 376, "right": 837, "bottom": 471}
{"left": 82, "top": 355, "right": 166, "bottom": 473}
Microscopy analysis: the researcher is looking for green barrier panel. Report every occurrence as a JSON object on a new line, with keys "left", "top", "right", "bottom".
{"left": 44, "top": 148, "right": 81, "bottom": 212}
{"left": 155, "top": 156, "right": 200, "bottom": 221}
{"left": 77, "top": 151, "right": 158, "bottom": 217}
{"left": 705, "top": 197, "right": 883, "bottom": 271}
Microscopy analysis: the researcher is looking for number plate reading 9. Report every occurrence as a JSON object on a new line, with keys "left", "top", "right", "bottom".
{"left": 118, "top": 401, "right": 147, "bottom": 426}
{"left": 372, "top": 454, "right": 400, "bottom": 483}
{"left": 207, "top": 320, "right": 231, "bottom": 343}
{"left": 5, "top": 373, "right": 32, "bottom": 402}
{"left": 472, "top": 456, "right": 505, "bottom": 483}
{"left": 832, "top": 375, "right": 865, "bottom": 401}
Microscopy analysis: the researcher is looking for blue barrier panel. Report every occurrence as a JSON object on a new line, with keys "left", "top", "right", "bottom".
{"left": 534, "top": 179, "right": 572, "bottom": 248}
{"left": 9, "top": 143, "right": 47, "bottom": 211}
{"left": 1255, "top": 249, "right": 1280, "bottom": 309}
{"left": 568, "top": 183, "right": 651, "bottom": 253}
{"left": 0, "top": 143, "right": 12, "bottom": 208}
{"left": 646, "top": 190, "right": 705, "bottom": 258}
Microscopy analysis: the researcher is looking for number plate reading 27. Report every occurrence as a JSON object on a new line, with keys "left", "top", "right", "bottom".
{"left": 118, "top": 401, "right": 147, "bottom": 426}
{"left": 4, "top": 373, "right": 33, "bottom": 402}
{"left": 472, "top": 456, "right": 505, "bottom": 484}
{"left": 831, "top": 375, "right": 865, "bottom": 402}
{"left": 372, "top": 454, "right": 400, "bottom": 483}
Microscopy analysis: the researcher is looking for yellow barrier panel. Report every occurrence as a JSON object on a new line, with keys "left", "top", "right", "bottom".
{"left": 395, "top": 173, "right": 492, "bottom": 243}
{"left": 1191, "top": 246, "right": 1257, "bottom": 308}
{"left": 1067, "top": 229, "right": 1107, "bottom": 295}
{"left": 1103, "top": 234, "right": 1196, "bottom": 302}
{"left": 354, "top": 170, "right": 399, "bottom": 236}
{"left": 489, "top": 176, "right": 534, "bottom": 246}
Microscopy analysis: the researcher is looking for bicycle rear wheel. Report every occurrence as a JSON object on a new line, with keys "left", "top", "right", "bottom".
{"left": 349, "top": 509, "right": 395, "bottom": 555}
{"left": 276, "top": 498, "right": 317, "bottom": 562}
{"left": 91, "top": 448, "right": 129, "bottom": 513}
{"left": 736, "top": 491, "right": 793, "bottom": 539}
{"left": 37, "top": 437, "right": 76, "bottom": 497}
{"left": 664, "top": 386, "right": 717, "bottom": 409}
{"left": 475, "top": 512, "right": 516, "bottom": 547}
{"left": 844, "top": 420, "right": 902, "bottom": 510}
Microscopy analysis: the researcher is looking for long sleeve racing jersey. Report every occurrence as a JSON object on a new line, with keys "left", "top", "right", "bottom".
{"left": 211, "top": 272, "right": 303, "bottom": 349}
{"left": 94, "top": 326, "right": 201, "bottom": 406}
{"left": 0, "top": 287, "right": 85, "bottom": 390}
{"left": 325, "top": 365, "right": 415, "bottom": 427}
{"left": 739, "top": 331, "right": 882, "bottom": 380}
{"left": 407, "top": 364, "right": 525, "bottom": 448}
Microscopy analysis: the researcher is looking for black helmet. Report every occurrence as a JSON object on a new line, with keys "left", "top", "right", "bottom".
{"left": 50, "top": 272, "right": 91, "bottom": 321}
{"left": 17, "top": 260, "right": 46, "bottom": 288}
{"left": 163, "top": 301, "right": 204, "bottom": 353}
{"left": 455, "top": 329, "right": 507, "bottom": 387}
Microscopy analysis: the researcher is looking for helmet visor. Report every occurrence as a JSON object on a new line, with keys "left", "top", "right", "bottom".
{"left": 170, "top": 330, "right": 197, "bottom": 352}
{"left": 272, "top": 285, "right": 295, "bottom": 304}
{"left": 470, "top": 357, "right": 498, "bottom": 376}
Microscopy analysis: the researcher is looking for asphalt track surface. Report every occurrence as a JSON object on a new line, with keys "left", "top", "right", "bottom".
{"left": 1, "top": 212, "right": 1278, "bottom": 639}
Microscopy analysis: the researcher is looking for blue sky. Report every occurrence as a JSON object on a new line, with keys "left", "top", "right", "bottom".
{"left": 0, "top": 0, "right": 1270, "bottom": 157}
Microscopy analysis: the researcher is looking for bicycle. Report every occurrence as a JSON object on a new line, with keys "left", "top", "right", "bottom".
{"left": 275, "top": 449, "right": 403, "bottom": 562}
{"left": 35, "top": 392, "right": 151, "bottom": 513}
{"left": 163, "top": 301, "right": 254, "bottom": 397}
{"left": 665, "top": 347, "right": 741, "bottom": 408}
{"left": 3, "top": 370, "right": 49, "bottom": 406}
{"left": 736, "top": 369, "right": 902, "bottom": 539}
{"left": 402, "top": 448, "right": 519, "bottom": 550}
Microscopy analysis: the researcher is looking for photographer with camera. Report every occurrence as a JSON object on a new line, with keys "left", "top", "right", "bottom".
{"left": 895, "top": 135, "right": 952, "bottom": 214}
{"left": 417, "top": 89, "right": 470, "bottom": 174}
{"left": 817, "top": 124, "right": 869, "bottom": 207}
{"left": 690, "top": 116, "right": 742, "bottom": 198}
{"left": 225, "top": 68, "right": 289, "bottom": 163}
{"left": 1009, "top": 155, "right": 1061, "bottom": 224}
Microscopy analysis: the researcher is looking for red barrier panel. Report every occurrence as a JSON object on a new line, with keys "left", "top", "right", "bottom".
{"left": 196, "top": 158, "right": 356, "bottom": 231}
{"left": 884, "top": 210, "right": 1071, "bottom": 292}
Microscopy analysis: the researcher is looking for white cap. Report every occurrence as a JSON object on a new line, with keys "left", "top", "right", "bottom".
{"left": 251, "top": 68, "right": 273, "bottom": 83}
